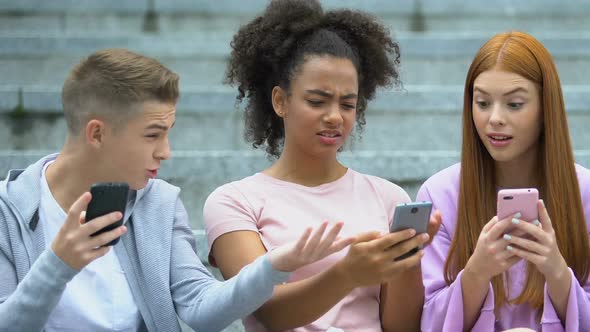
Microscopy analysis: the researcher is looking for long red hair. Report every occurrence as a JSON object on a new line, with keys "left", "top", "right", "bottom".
{"left": 445, "top": 31, "right": 590, "bottom": 314}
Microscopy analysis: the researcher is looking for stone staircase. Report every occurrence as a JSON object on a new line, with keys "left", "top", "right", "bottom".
{"left": 2, "top": 1, "right": 590, "bottom": 330}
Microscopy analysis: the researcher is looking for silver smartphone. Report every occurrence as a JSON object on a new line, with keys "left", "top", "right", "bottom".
{"left": 390, "top": 201, "right": 432, "bottom": 260}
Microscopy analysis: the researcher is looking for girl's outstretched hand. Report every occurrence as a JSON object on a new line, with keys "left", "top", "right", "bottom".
{"left": 268, "top": 221, "right": 354, "bottom": 272}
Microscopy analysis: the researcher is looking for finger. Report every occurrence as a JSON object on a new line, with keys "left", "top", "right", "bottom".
{"left": 311, "top": 222, "right": 344, "bottom": 256}
{"left": 65, "top": 192, "right": 92, "bottom": 228}
{"left": 387, "top": 233, "right": 429, "bottom": 260}
{"left": 78, "top": 211, "right": 87, "bottom": 225}
{"left": 303, "top": 222, "right": 328, "bottom": 254}
{"left": 503, "top": 234, "right": 546, "bottom": 255}
{"left": 482, "top": 216, "right": 499, "bottom": 233}
{"left": 81, "top": 211, "right": 123, "bottom": 235}
{"left": 538, "top": 200, "right": 553, "bottom": 231}
{"left": 87, "top": 245, "right": 111, "bottom": 261}
{"left": 495, "top": 246, "right": 518, "bottom": 261}
{"left": 327, "top": 236, "right": 355, "bottom": 254}
{"left": 511, "top": 218, "right": 547, "bottom": 243}
{"left": 87, "top": 225, "right": 127, "bottom": 248}
{"left": 427, "top": 211, "right": 442, "bottom": 237}
{"left": 506, "top": 244, "right": 544, "bottom": 266}
{"left": 293, "top": 227, "right": 313, "bottom": 253}
{"left": 377, "top": 229, "right": 416, "bottom": 250}
{"left": 353, "top": 231, "right": 382, "bottom": 244}
{"left": 387, "top": 249, "right": 424, "bottom": 273}
{"left": 487, "top": 216, "right": 516, "bottom": 240}
{"left": 507, "top": 228, "right": 528, "bottom": 238}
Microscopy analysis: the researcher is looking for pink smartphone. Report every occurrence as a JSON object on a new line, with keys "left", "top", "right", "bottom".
{"left": 497, "top": 188, "right": 539, "bottom": 222}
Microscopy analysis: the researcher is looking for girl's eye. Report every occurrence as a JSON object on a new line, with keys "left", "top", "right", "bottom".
{"left": 342, "top": 104, "right": 356, "bottom": 110}
{"left": 475, "top": 101, "right": 490, "bottom": 109}
{"left": 307, "top": 100, "right": 323, "bottom": 107}
{"left": 508, "top": 102, "right": 524, "bottom": 110}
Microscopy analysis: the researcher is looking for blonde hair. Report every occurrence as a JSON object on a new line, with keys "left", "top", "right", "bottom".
{"left": 61, "top": 48, "right": 179, "bottom": 134}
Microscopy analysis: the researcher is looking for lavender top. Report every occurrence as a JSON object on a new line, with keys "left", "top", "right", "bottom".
{"left": 417, "top": 163, "right": 590, "bottom": 332}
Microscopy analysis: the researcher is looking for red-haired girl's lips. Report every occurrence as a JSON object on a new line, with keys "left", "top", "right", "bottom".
{"left": 487, "top": 134, "right": 513, "bottom": 148}
{"left": 147, "top": 169, "right": 158, "bottom": 178}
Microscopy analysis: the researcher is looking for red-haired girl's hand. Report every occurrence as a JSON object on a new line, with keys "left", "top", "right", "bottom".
{"left": 464, "top": 214, "right": 521, "bottom": 282}
{"left": 501, "top": 200, "right": 570, "bottom": 283}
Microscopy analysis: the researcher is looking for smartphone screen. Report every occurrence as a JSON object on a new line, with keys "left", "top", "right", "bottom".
{"left": 86, "top": 182, "right": 129, "bottom": 246}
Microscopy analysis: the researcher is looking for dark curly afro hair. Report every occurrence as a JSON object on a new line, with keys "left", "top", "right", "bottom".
{"left": 225, "top": 0, "right": 401, "bottom": 158}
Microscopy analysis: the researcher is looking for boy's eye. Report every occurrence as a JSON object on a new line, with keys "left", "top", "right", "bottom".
{"left": 342, "top": 104, "right": 356, "bottom": 110}
{"left": 307, "top": 100, "right": 323, "bottom": 106}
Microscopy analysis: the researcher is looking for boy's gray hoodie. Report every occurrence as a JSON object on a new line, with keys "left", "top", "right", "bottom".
{"left": 0, "top": 154, "right": 288, "bottom": 331}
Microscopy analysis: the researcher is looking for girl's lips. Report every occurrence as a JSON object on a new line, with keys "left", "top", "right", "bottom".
{"left": 488, "top": 136, "right": 513, "bottom": 148}
{"left": 317, "top": 133, "right": 342, "bottom": 145}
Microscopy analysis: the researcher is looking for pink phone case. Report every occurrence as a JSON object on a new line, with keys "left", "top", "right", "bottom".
{"left": 497, "top": 188, "right": 539, "bottom": 222}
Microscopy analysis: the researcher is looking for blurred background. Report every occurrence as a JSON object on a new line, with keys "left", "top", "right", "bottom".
{"left": 1, "top": 1, "right": 590, "bottom": 330}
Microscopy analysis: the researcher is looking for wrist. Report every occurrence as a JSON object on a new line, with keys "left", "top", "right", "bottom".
{"left": 546, "top": 258, "right": 570, "bottom": 286}
{"left": 330, "top": 260, "right": 358, "bottom": 292}
{"left": 463, "top": 261, "right": 491, "bottom": 286}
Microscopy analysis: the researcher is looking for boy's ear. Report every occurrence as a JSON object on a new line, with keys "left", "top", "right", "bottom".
{"left": 85, "top": 119, "right": 106, "bottom": 148}
{"left": 271, "top": 86, "right": 287, "bottom": 118}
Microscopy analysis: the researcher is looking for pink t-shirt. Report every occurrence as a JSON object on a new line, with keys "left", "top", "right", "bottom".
{"left": 204, "top": 168, "right": 410, "bottom": 332}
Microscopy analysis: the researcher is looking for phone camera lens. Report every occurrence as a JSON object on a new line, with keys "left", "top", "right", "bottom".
{"left": 411, "top": 207, "right": 418, "bottom": 214}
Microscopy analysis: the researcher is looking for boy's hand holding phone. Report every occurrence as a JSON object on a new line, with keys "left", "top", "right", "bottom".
{"left": 51, "top": 192, "right": 127, "bottom": 271}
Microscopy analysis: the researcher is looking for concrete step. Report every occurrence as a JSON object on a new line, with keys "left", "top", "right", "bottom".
{"left": 4, "top": 85, "right": 590, "bottom": 114}
{"left": 3, "top": 32, "right": 590, "bottom": 59}
{"left": 3, "top": 56, "right": 590, "bottom": 87}
{"left": 2, "top": 0, "right": 590, "bottom": 34}
{"left": 3, "top": 85, "right": 590, "bottom": 152}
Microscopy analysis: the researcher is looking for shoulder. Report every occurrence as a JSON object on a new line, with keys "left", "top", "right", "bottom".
{"left": 204, "top": 175, "right": 263, "bottom": 209}
{"left": 575, "top": 164, "right": 590, "bottom": 206}
{"left": 575, "top": 164, "right": 590, "bottom": 187}
{"left": 417, "top": 163, "right": 460, "bottom": 198}
{"left": 350, "top": 170, "right": 410, "bottom": 203}
{"left": 421, "top": 163, "right": 461, "bottom": 192}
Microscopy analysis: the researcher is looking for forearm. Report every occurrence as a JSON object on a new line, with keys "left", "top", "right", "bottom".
{"left": 178, "top": 255, "right": 289, "bottom": 331}
{"left": 253, "top": 262, "right": 356, "bottom": 331}
{"left": 545, "top": 262, "right": 572, "bottom": 323}
{"left": 461, "top": 267, "right": 492, "bottom": 331}
{"left": 0, "top": 249, "right": 76, "bottom": 331}
{"left": 380, "top": 265, "right": 423, "bottom": 332}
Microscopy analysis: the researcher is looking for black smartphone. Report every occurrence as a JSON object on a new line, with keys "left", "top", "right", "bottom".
{"left": 390, "top": 201, "right": 432, "bottom": 261}
{"left": 86, "top": 182, "right": 129, "bottom": 246}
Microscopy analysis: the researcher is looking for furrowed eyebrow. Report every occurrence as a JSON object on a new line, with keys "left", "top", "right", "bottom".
{"left": 305, "top": 90, "right": 358, "bottom": 100}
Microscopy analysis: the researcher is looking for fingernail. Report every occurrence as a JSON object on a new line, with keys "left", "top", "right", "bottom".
{"left": 421, "top": 233, "right": 430, "bottom": 241}
{"left": 533, "top": 219, "right": 540, "bottom": 226}
{"left": 540, "top": 199, "right": 545, "bottom": 207}
{"left": 506, "top": 245, "right": 514, "bottom": 251}
{"left": 408, "top": 229, "right": 416, "bottom": 236}
{"left": 511, "top": 218, "right": 520, "bottom": 225}
{"left": 514, "top": 212, "right": 522, "bottom": 219}
{"left": 503, "top": 234, "right": 512, "bottom": 241}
